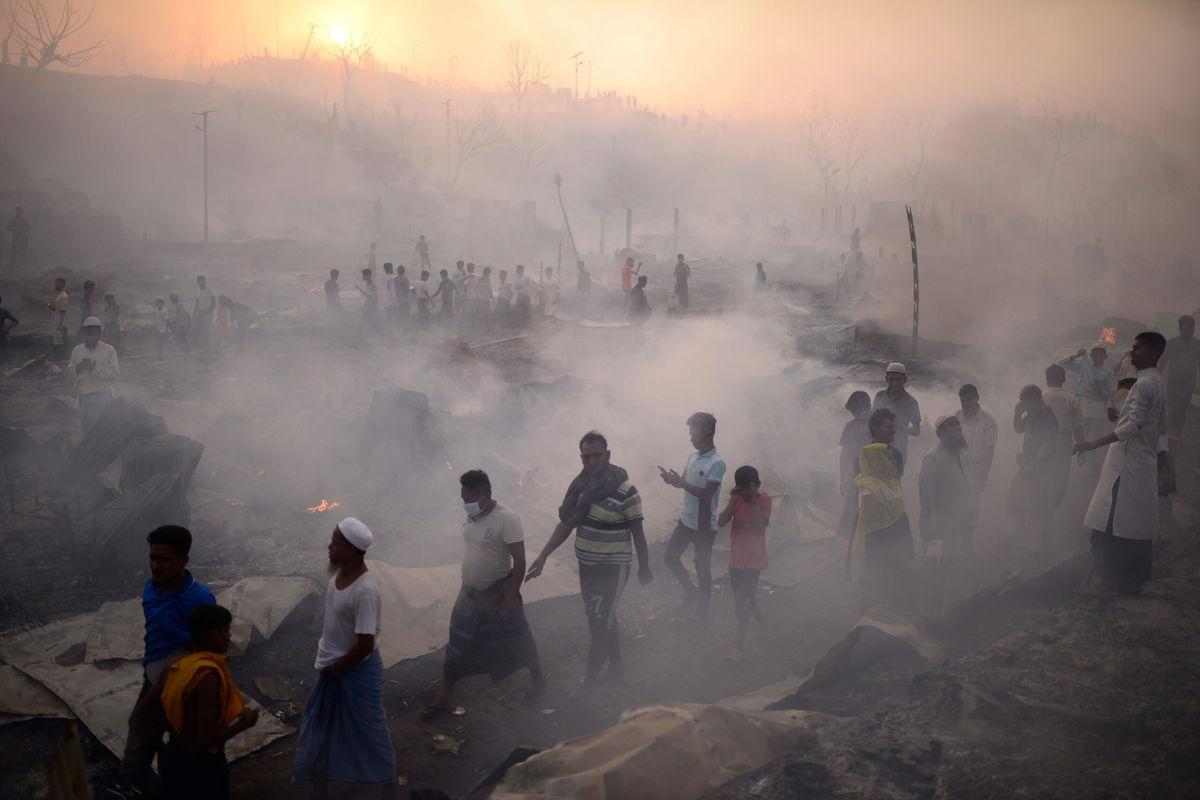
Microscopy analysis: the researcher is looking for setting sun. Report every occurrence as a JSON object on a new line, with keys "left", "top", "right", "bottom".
{"left": 328, "top": 25, "right": 348, "bottom": 45}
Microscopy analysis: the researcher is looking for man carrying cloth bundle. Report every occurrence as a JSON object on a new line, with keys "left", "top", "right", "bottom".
{"left": 293, "top": 517, "right": 399, "bottom": 798}
{"left": 528, "top": 431, "right": 652, "bottom": 694}
{"left": 420, "top": 470, "right": 545, "bottom": 719}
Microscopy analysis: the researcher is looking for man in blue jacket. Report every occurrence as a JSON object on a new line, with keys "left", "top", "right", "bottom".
{"left": 121, "top": 525, "right": 217, "bottom": 793}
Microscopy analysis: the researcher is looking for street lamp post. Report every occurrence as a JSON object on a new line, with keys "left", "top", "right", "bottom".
{"left": 193, "top": 110, "right": 217, "bottom": 246}
{"left": 571, "top": 51, "right": 583, "bottom": 101}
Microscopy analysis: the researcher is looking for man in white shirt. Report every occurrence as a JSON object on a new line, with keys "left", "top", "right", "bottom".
{"left": 68, "top": 317, "right": 119, "bottom": 433}
{"left": 660, "top": 412, "right": 727, "bottom": 622}
{"left": 293, "top": 518, "right": 398, "bottom": 796}
{"left": 421, "top": 470, "right": 544, "bottom": 720}
{"left": 1043, "top": 363, "right": 1085, "bottom": 499}
{"left": 1075, "top": 332, "right": 1169, "bottom": 594}
{"left": 192, "top": 275, "right": 216, "bottom": 352}
{"left": 48, "top": 277, "right": 69, "bottom": 360}
{"left": 954, "top": 384, "right": 998, "bottom": 495}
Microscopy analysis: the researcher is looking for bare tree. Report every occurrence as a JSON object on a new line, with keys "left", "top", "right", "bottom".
{"left": 11, "top": 0, "right": 103, "bottom": 72}
{"left": 506, "top": 111, "right": 555, "bottom": 175}
{"left": 504, "top": 41, "right": 550, "bottom": 113}
{"left": 324, "top": 27, "right": 376, "bottom": 113}
{"left": 451, "top": 104, "right": 505, "bottom": 185}
{"left": 1038, "top": 100, "right": 1088, "bottom": 201}
{"left": 799, "top": 90, "right": 838, "bottom": 213}
{"left": 2, "top": 4, "right": 16, "bottom": 64}
{"left": 835, "top": 112, "right": 869, "bottom": 193}
{"left": 391, "top": 99, "right": 420, "bottom": 163}
{"left": 889, "top": 110, "right": 937, "bottom": 193}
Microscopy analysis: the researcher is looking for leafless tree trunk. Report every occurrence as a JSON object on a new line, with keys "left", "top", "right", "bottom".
{"left": 324, "top": 28, "right": 376, "bottom": 114}
{"left": 799, "top": 90, "right": 837, "bottom": 189}
{"left": 506, "top": 111, "right": 554, "bottom": 175}
{"left": 451, "top": 104, "right": 505, "bottom": 185}
{"left": 1039, "top": 100, "right": 1088, "bottom": 203}
{"left": 505, "top": 41, "right": 550, "bottom": 113}
{"left": 11, "top": 0, "right": 103, "bottom": 72}
{"left": 836, "top": 113, "right": 869, "bottom": 194}
{"left": 889, "top": 110, "right": 937, "bottom": 193}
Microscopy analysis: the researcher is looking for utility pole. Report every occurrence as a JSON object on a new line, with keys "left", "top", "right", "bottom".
{"left": 193, "top": 110, "right": 217, "bottom": 246}
{"left": 587, "top": 60, "right": 592, "bottom": 97}
{"left": 571, "top": 51, "right": 583, "bottom": 101}
{"left": 443, "top": 99, "right": 453, "bottom": 183}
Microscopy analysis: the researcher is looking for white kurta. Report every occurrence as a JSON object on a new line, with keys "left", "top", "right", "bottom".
{"left": 1082, "top": 367, "right": 1167, "bottom": 540}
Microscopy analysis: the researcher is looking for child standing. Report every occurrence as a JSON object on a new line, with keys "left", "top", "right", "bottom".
{"left": 718, "top": 465, "right": 771, "bottom": 665}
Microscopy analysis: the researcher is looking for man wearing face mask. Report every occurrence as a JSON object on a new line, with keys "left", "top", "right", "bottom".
{"left": 421, "top": 470, "right": 544, "bottom": 719}
{"left": 918, "top": 416, "right": 976, "bottom": 607}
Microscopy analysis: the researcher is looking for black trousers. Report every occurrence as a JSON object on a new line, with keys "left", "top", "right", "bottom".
{"left": 664, "top": 522, "right": 717, "bottom": 615}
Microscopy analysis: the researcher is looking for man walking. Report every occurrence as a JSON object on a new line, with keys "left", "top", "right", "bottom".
{"left": 324, "top": 269, "right": 342, "bottom": 315}
{"left": 527, "top": 431, "right": 651, "bottom": 693}
{"left": 1075, "top": 332, "right": 1169, "bottom": 594}
{"left": 673, "top": 253, "right": 691, "bottom": 312}
{"left": 421, "top": 471, "right": 544, "bottom": 718}
{"left": 293, "top": 518, "right": 398, "bottom": 797}
{"left": 68, "top": 317, "right": 119, "bottom": 433}
{"left": 873, "top": 362, "right": 922, "bottom": 459}
{"left": 415, "top": 234, "right": 432, "bottom": 271}
{"left": 121, "top": 526, "right": 217, "bottom": 794}
{"left": 7, "top": 206, "right": 31, "bottom": 269}
{"left": 660, "top": 412, "right": 726, "bottom": 622}
{"left": 919, "top": 416, "right": 975, "bottom": 606}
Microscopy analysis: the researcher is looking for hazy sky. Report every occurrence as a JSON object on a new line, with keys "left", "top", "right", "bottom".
{"left": 65, "top": 0, "right": 1200, "bottom": 119}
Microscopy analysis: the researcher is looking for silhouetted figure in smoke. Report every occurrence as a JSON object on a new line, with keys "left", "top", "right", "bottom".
{"left": 628, "top": 275, "right": 650, "bottom": 327}
{"left": 513, "top": 264, "right": 533, "bottom": 320}
{"left": 919, "top": 416, "right": 975, "bottom": 608}
{"left": 1075, "top": 332, "right": 1168, "bottom": 594}
{"left": 101, "top": 291, "right": 122, "bottom": 351}
{"left": 1161, "top": 315, "right": 1200, "bottom": 493}
{"left": 755, "top": 261, "right": 767, "bottom": 289}
{"left": 1008, "top": 385, "right": 1058, "bottom": 551}
{"left": 415, "top": 234, "right": 432, "bottom": 270}
{"left": 1042, "top": 363, "right": 1084, "bottom": 505}
{"left": 955, "top": 383, "right": 998, "bottom": 498}
{"left": 576, "top": 260, "right": 591, "bottom": 304}
{"left": 366, "top": 241, "right": 377, "bottom": 272}
{"left": 421, "top": 470, "right": 544, "bottom": 719}
{"left": 357, "top": 268, "right": 378, "bottom": 331}
{"left": 7, "top": 206, "right": 30, "bottom": 269}
{"left": 620, "top": 257, "right": 638, "bottom": 297}
{"left": 394, "top": 265, "right": 410, "bottom": 328}
{"left": 541, "top": 267, "right": 559, "bottom": 316}
{"left": 153, "top": 297, "right": 168, "bottom": 359}
{"left": 220, "top": 295, "right": 251, "bottom": 352}
{"left": 433, "top": 268, "right": 455, "bottom": 320}
{"left": 528, "top": 431, "right": 652, "bottom": 694}
{"left": 48, "top": 277, "right": 69, "bottom": 360}
{"left": 660, "top": 412, "right": 726, "bottom": 623}
{"left": 324, "top": 269, "right": 342, "bottom": 314}
{"left": 1059, "top": 343, "right": 1116, "bottom": 479}
{"left": 495, "top": 269, "right": 512, "bottom": 317}
{"left": 417, "top": 269, "right": 434, "bottom": 329}
{"left": 79, "top": 280, "right": 96, "bottom": 335}
{"left": 169, "top": 293, "right": 191, "bottom": 352}
{"left": 381, "top": 262, "right": 396, "bottom": 325}
{"left": 192, "top": 275, "right": 215, "bottom": 353}
{"left": 837, "top": 391, "right": 873, "bottom": 539}
{"left": 673, "top": 253, "right": 691, "bottom": 312}
{"left": 477, "top": 266, "right": 494, "bottom": 318}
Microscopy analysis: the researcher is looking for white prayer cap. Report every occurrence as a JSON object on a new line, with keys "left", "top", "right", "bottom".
{"left": 82, "top": 316, "right": 102, "bottom": 328}
{"left": 934, "top": 415, "right": 957, "bottom": 431}
{"left": 1090, "top": 342, "right": 1108, "bottom": 351}
{"left": 885, "top": 362, "right": 907, "bottom": 375}
{"left": 337, "top": 517, "right": 373, "bottom": 552}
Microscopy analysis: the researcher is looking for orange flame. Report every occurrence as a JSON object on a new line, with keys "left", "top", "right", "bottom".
{"left": 307, "top": 499, "right": 341, "bottom": 514}
{"left": 224, "top": 498, "right": 247, "bottom": 506}
{"left": 446, "top": 461, "right": 454, "bottom": 471}
{"left": 1101, "top": 327, "right": 1116, "bottom": 345}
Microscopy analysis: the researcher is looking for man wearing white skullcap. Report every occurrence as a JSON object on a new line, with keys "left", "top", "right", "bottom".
{"left": 68, "top": 315, "right": 119, "bottom": 433}
{"left": 872, "top": 362, "right": 922, "bottom": 458}
{"left": 293, "top": 518, "right": 398, "bottom": 793}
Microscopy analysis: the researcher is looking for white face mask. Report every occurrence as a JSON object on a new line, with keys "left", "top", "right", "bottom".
{"left": 464, "top": 501, "right": 483, "bottom": 518}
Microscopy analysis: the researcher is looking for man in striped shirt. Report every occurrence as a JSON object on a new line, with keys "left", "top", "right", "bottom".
{"left": 527, "top": 431, "right": 652, "bottom": 693}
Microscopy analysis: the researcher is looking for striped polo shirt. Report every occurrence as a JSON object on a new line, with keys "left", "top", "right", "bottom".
{"left": 574, "top": 480, "right": 644, "bottom": 565}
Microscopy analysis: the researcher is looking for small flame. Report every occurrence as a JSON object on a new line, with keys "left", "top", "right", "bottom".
{"left": 307, "top": 499, "right": 341, "bottom": 514}
{"left": 224, "top": 498, "right": 247, "bottom": 507}
{"left": 256, "top": 469, "right": 265, "bottom": 476}
{"left": 516, "top": 477, "right": 524, "bottom": 500}
{"left": 1101, "top": 327, "right": 1117, "bottom": 345}
{"left": 446, "top": 462, "right": 454, "bottom": 471}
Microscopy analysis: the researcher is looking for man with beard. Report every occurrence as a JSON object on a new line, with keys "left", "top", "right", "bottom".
{"left": 293, "top": 518, "right": 398, "bottom": 798}
{"left": 68, "top": 316, "right": 119, "bottom": 433}
{"left": 527, "top": 431, "right": 652, "bottom": 694}
{"left": 872, "top": 362, "right": 922, "bottom": 459}
{"left": 919, "top": 416, "right": 976, "bottom": 607}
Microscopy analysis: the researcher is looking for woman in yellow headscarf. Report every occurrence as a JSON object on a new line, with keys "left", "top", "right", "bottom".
{"left": 848, "top": 410, "right": 917, "bottom": 613}
{"left": 135, "top": 604, "right": 259, "bottom": 800}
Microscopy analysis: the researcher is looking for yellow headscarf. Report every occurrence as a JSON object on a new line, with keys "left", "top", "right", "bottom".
{"left": 160, "top": 651, "right": 245, "bottom": 753}
{"left": 847, "top": 443, "right": 906, "bottom": 581}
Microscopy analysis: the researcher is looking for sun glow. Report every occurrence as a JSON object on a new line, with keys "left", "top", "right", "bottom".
{"left": 328, "top": 26, "right": 348, "bottom": 45}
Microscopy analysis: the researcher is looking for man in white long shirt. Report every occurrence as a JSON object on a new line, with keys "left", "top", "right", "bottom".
{"left": 954, "top": 384, "right": 998, "bottom": 495}
{"left": 68, "top": 317, "right": 119, "bottom": 433}
{"left": 1074, "top": 332, "right": 1169, "bottom": 593}
{"left": 919, "top": 416, "right": 976, "bottom": 606}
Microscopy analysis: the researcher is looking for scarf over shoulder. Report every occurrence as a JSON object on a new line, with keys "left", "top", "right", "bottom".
{"left": 848, "top": 443, "right": 906, "bottom": 581}
{"left": 558, "top": 464, "right": 629, "bottom": 528}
